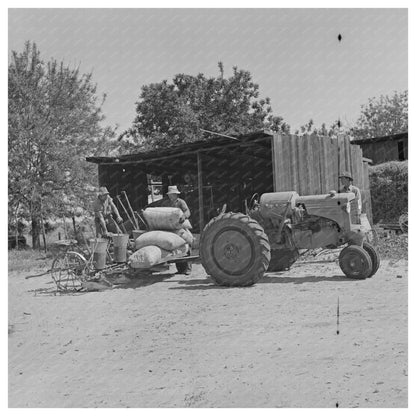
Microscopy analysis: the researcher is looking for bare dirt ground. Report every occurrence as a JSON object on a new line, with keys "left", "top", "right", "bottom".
{"left": 8, "top": 256, "right": 407, "bottom": 408}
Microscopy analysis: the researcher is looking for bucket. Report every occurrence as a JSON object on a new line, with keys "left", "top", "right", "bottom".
{"left": 112, "top": 234, "right": 129, "bottom": 263}
{"left": 89, "top": 238, "right": 108, "bottom": 270}
{"left": 132, "top": 229, "right": 147, "bottom": 240}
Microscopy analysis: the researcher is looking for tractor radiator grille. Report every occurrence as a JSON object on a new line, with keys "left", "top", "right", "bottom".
{"left": 350, "top": 199, "right": 360, "bottom": 224}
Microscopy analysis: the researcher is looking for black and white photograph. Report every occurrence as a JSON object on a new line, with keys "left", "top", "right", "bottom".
{"left": 7, "top": 3, "right": 409, "bottom": 409}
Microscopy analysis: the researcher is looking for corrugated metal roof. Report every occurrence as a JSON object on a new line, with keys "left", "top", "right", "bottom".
{"left": 86, "top": 130, "right": 274, "bottom": 164}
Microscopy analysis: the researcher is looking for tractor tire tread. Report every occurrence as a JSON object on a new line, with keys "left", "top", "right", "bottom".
{"left": 200, "top": 212, "right": 270, "bottom": 287}
{"left": 362, "top": 242, "right": 380, "bottom": 278}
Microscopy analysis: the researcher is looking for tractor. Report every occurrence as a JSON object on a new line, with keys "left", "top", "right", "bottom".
{"left": 200, "top": 190, "right": 380, "bottom": 286}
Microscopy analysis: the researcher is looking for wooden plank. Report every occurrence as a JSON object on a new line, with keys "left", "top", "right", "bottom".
{"left": 310, "top": 134, "right": 321, "bottom": 194}
{"left": 271, "top": 133, "right": 284, "bottom": 191}
{"left": 328, "top": 138, "right": 338, "bottom": 191}
{"left": 197, "top": 151, "right": 204, "bottom": 232}
{"left": 331, "top": 138, "right": 339, "bottom": 191}
{"left": 271, "top": 133, "right": 278, "bottom": 191}
{"left": 357, "top": 147, "right": 365, "bottom": 191}
{"left": 278, "top": 134, "right": 286, "bottom": 191}
{"left": 363, "top": 159, "right": 370, "bottom": 190}
{"left": 318, "top": 136, "right": 326, "bottom": 194}
{"left": 305, "top": 134, "right": 314, "bottom": 194}
{"left": 289, "top": 135, "right": 299, "bottom": 191}
{"left": 345, "top": 135, "right": 352, "bottom": 173}
{"left": 297, "top": 135, "right": 307, "bottom": 195}
{"left": 279, "top": 135, "right": 288, "bottom": 190}
{"left": 350, "top": 145, "right": 359, "bottom": 188}
{"left": 282, "top": 134, "right": 292, "bottom": 191}
{"left": 338, "top": 136, "right": 346, "bottom": 173}
{"left": 307, "top": 134, "right": 315, "bottom": 193}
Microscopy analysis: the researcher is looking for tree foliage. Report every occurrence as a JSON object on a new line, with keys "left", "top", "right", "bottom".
{"left": 124, "top": 63, "right": 290, "bottom": 148}
{"left": 8, "top": 42, "right": 114, "bottom": 248}
{"left": 294, "top": 118, "right": 344, "bottom": 138}
{"left": 296, "top": 91, "right": 408, "bottom": 140}
{"left": 350, "top": 91, "right": 408, "bottom": 140}
{"left": 369, "top": 161, "right": 407, "bottom": 223}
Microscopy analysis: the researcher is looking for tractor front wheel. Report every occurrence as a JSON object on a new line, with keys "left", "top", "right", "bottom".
{"left": 362, "top": 242, "right": 380, "bottom": 278}
{"left": 200, "top": 212, "right": 270, "bottom": 287}
{"left": 339, "top": 245, "right": 373, "bottom": 279}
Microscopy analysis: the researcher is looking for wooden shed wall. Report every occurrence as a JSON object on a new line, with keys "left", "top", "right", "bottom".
{"left": 95, "top": 133, "right": 373, "bottom": 231}
{"left": 272, "top": 134, "right": 372, "bottom": 223}
{"left": 359, "top": 139, "right": 407, "bottom": 164}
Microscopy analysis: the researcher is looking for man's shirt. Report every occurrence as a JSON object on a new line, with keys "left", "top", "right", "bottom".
{"left": 340, "top": 185, "right": 362, "bottom": 212}
{"left": 93, "top": 196, "right": 118, "bottom": 219}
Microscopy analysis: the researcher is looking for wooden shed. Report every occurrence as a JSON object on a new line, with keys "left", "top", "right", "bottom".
{"left": 351, "top": 132, "right": 408, "bottom": 165}
{"left": 87, "top": 131, "right": 373, "bottom": 232}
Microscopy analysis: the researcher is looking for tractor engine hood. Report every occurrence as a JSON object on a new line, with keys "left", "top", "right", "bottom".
{"left": 296, "top": 192, "right": 355, "bottom": 225}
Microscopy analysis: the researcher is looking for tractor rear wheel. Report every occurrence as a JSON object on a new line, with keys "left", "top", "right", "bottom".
{"left": 362, "top": 242, "right": 380, "bottom": 278}
{"left": 268, "top": 248, "right": 299, "bottom": 272}
{"left": 339, "top": 245, "right": 372, "bottom": 279}
{"left": 200, "top": 212, "right": 270, "bottom": 286}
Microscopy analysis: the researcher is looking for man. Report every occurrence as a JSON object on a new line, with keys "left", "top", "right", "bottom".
{"left": 93, "top": 187, "right": 123, "bottom": 237}
{"left": 339, "top": 171, "right": 362, "bottom": 215}
{"left": 161, "top": 185, "right": 192, "bottom": 275}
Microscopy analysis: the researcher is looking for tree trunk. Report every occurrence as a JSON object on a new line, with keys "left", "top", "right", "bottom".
{"left": 31, "top": 214, "right": 41, "bottom": 249}
{"left": 31, "top": 199, "right": 42, "bottom": 249}
{"left": 15, "top": 202, "right": 20, "bottom": 250}
{"left": 40, "top": 213, "right": 47, "bottom": 252}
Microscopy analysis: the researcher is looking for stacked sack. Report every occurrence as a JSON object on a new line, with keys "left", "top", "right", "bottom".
{"left": 129, "top": 207, "right": 194, "bottom": 269}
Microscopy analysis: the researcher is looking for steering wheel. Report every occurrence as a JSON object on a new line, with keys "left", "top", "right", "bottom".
{"left": 248, "top": 193, "right": 260, "bottom": 211}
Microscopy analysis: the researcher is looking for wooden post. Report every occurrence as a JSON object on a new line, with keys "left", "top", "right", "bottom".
{"left": 197, "top": 151, "right": 204, "bottom": 233}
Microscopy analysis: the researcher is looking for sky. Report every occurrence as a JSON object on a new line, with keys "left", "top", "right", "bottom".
{"left": 8, "top": 8, "right": 408, "bottom": 134}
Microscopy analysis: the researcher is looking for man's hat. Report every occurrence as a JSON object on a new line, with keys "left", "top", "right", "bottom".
{"left": 98, "top": 186, "right": 110, "bottom": 196}
{"left": 167, "top": 185, "right": 181, "bottom": 195}
{"left": 339, "top": 171, "right": 353, "bottom": 181}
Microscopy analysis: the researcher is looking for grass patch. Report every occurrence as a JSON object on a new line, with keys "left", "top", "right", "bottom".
{"left": 8, "top": 249, "right": 53, "bottom": 273}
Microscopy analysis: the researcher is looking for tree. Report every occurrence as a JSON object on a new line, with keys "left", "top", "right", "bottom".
{"left": 124, "top": 63, "right": 290, "bottom": 148}
{"left": 294, "top": 119, "right": 344, "bottom": 138}
{"left": 350, "top": 91, "right": 408, "bottom": 140}
{"left": 8, "top": 42, "right": 114, "bottom": 248}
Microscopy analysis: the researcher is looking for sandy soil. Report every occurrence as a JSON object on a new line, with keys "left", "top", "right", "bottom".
{"left": 8, "top": 258, "right": 407, "bottom": 408}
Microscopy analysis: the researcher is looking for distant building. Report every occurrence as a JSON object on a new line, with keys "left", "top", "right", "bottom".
{"left": 351, "top": 132, "right": 408, "bottom": 165}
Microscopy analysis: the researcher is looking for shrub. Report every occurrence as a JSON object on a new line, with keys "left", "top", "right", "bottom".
{"left": 369, "top": 161, "right": 408, "bottom": 223}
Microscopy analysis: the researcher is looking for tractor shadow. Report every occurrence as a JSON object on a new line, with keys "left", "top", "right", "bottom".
{"left": 29, "top": 273, "right": 177, "bottom": 296}
{"left": 112, "top": 272, "right": 176, "bottom": 289}
{"left": 169, "top": 277, "right": 234, "bottom": 291}
{"left": 169, "top": 273, "right": 353, "bottom": 290}
{"left": 260, "top": 273, "right": 352, "bottom": 284}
